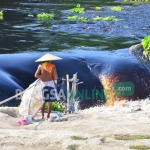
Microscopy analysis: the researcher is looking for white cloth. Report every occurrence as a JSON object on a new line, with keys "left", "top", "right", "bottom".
{"left": 41, "top": 80, "right": 60, "bottom": 102}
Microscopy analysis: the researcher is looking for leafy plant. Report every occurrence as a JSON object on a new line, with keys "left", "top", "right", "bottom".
{"left": 96, "top": 6, "right": 102, "bottom": 10}
{"left": 28, "top": 14, "right": 34, "bottom": 17}
{"left": 68, "top": 15, "right": 78, "bottom": 20}
{"left": 71, "top": 4, "right": 85, "bottom": 14}
{"left": 124, "top": 0, "right": 150, "bottom": 1}
{"left": 93, "top": 16, "right": 101, "bottom": 21}
{"left": 141, "top": 35, "right": 150, "bottom": 57}
{"left": 101, "top": 16, "right": 120, "bottom": 21}
{"left": 0, "top": 11, "right": 3, "bottom": 20}
{"left": 37, "top": 13, "right": 54, "bottom": 20}
{"left": 45, "top": 101, "right": 65, "bottom": 112}
{"left": 0, "top": 11, "right": 3, "bottom": 16}
{"left": 78, "top": 17, "right": 88, "bottom": 23}
{"left": 68, "top": 15, "right": 88, "bottom": 23}
{"left": 129, "top": 145, "right": 150, "bottom": 150}
{"left": 111, "top": 6, "right": 123, "bottom": 11}
{"left": 93, "top": 16, "right": 120, "bottom": 21}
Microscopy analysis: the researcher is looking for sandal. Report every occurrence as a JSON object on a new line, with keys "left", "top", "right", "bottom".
{"left": 16, "top": 119, "right": 28, "bottom": 125}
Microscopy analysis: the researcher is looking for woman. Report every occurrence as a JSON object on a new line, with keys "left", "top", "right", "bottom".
{"left": 35, "top": 53, "right": 62, "bottom": 119}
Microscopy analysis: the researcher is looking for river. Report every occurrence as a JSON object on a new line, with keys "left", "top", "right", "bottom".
{"left": 0, "top": 0, "right": 150, "bottom": 54}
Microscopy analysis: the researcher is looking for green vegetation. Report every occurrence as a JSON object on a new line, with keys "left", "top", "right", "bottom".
{"left": 37, "top": 13, "right": 54, "bottom": 20}
{"left": 124, "top": 0, "right": 150, "bottom": 2}
{"left": 114, "top": 135, "right": 150, "bottom": 140}
{"left": 141, "top": 35, "right": 150, "bottom": 57}
{"left": 132, "top": 3, "right": 140, "bottom": 6}
{"left": 68, "top": 15, "right": 88, "bottom": 23}
{"left": 45, "top": 101, "right": 65, "bottom": 112}
{"left": 28, "top": 14, "right": 34, "bottom": 17}
{"left": 111, "top": 6, "right": 123, "bottom": 11}
{"left": 68, "top": 4, "right": 87, "bottom": 23}
{"left": 71, "top": 4, "right": 85, "bottom": 14}
{"left": 93, "top": 16, "right": 120, "bottom": 21}
{"left": 96, "top": 6, "right": 102, "bottom": 10}
{"left": 68, "top": 15, "right": 78, "bottom": 19}
{"left": 67, "top": 145, "right": 79, "bottom": 150}
{"left": 78, "top": 17, "right": 88, "bottom": 23}
{"left": 0, "top": 11, "right": 3, "bottom": 20}
{"left": 70, "top": 135, "right": 88, "bottom": 140}
{"left": 129, "top": 145, "right": 150, "bottom": 150}
{"left": 93, "top": 16, "right": 101, "bottom": 21}
{"left": 0, "top": 11, "right": 3, "bottom": 16}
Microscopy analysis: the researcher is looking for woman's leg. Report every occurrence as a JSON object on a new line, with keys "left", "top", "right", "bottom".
{"left": 47, "top": 102, "right": 52, "bottom": 118}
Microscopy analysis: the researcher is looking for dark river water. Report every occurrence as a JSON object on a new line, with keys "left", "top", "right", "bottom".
{"left": 0, "top": 0, "right": 150, "bottom": 54}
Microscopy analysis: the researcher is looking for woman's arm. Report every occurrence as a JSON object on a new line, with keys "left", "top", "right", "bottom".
{"left": 35, "top": 65, "right": 42, "bottom": 79}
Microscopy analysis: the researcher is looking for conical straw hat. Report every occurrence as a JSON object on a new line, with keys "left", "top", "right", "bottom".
{"left": 35, "top": 53, "right": 62, "bottom": 62}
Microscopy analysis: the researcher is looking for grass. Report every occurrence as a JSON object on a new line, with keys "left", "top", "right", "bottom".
{"left": 141, "top": 35, "right": 150, "bottom": 58}
{"left": 67, "top": 145, "right": 79, "bottom": 150}
{"left": 114, "top": 134, "right": 150, "bottom": 140}
{"left": 71, "top": 4, "right": 85, "bottom": 14}
{"left": 111, "top": 6, "right": 123, "bottom": 11}
{"left": 37, "top": 13, "right": 54, "bottom": 20}
{"left": 70, "top": 135, "right": 88, "bottom": 140}
{"left": 93, "top": 16, "right": 121, "bottom": 21}
{"left": 129, "top": 145, "right": 150, "bottom": 150}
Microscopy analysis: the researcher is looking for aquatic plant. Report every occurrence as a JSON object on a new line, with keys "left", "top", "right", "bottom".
{"left": 96, "top": 6, "right": 102, "bottom": 10}
{"left": 124, "top": 0, "right": 150, "bottom": 2}
{"left": 129, "top": 145, "right": 150, "bottom": 150}
{"left": 0, "top": 11, "right": 3, "bottom": 20}
{"left": 111, "top": 6, "right": 123, "bottom": 11}
{"left": 93, "top": 16, "right": 120, "bottom": 21}
{"left": 28, "top": 14, "right": 34, "bottom": 17}
{"left": 68, "top": 15, "right": 88, "bottom": 23}
{"left": 0, "top": 11, "right": 3, "bottom": 16}
{"left": 132, "top": 3, "right": 140, "bottom": 6}
{"left": 37, "top": 13, "right": 54, "bottom": 20}
{"left": 71, "top": 4, "right": 85, "bottom": 14}
{"left": 101, "top": 16, "right": 120, "bottom": 21}
{"left": 78, "top": 17, "right": 88, "bottom": 23}
{"left": 141, "top": 35, "right": 150, "bottom": 57}
{"left": 67, "top": 15, "right": 78, "bottom": 20}
{"left": 93, "top": 16, "right": 101, "bottom": 21}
